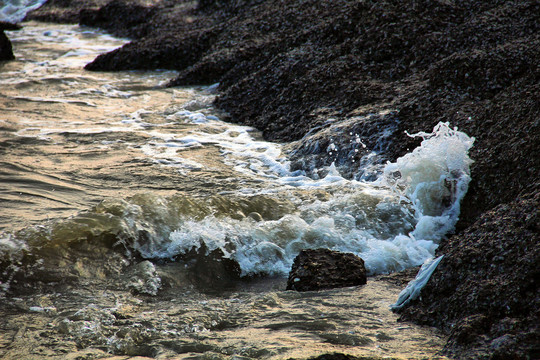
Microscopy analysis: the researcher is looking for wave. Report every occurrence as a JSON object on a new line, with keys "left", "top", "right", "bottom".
{"left": 0, "top": 122, "right": 474, "bottom": 294}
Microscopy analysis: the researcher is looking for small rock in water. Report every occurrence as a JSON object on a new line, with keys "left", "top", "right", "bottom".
{"left": 286, "top": 248, "right": 367, "bottom": 291}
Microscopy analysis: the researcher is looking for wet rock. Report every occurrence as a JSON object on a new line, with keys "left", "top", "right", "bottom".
{"left": 180, "top": 244, "right": 242, "bottom": 292}
{"left": 308, "top": 354, "right": 360, "bottom": 360}
{"left": 79, "top": 0, "right": 156, "bottom": 38}
{"left": 398, "top": 190, "right": 540, "bottom": 360}
{"left": 0, "top": 21, "right": 21, "bottom": 31}
{"left": 286, "top": 248, "right": 366, "bottom": 292}
{"left": 0, "top": 22, "right": 18, "bottom": 61}
{"left": 24, "top": 0, "right": 110, "bottom": 23}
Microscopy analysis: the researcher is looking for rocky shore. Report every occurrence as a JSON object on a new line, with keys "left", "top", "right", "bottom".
{"left": 10, "top": 0, "right": 540, "bottom": 359}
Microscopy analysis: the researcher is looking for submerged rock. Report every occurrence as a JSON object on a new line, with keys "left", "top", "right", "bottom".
{"left": 179, "top": 244, "right": 242, "bottom": 293}
{"left": 286, "top": 248, "right": 367, "bottom": 292}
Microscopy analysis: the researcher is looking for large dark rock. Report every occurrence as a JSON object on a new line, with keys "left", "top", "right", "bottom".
{"left": 286, "top": 249, "right": 367, "bottom": 292}
{"left": 24, "top": 0, "right": 110, "bottom": 23}
{"left": 80, "top": 0, "right": 157, "bottom": 38}
{"left": 0, "top": 21, "right": 21, "bottom": 31}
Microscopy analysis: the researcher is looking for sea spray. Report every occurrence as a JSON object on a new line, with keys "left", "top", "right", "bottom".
{"left": 381, "top": 122, "right": 475, "bottom": 241}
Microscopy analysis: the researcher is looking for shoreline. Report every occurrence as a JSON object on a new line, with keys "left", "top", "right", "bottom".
{"left": 3, "top": 0, "right": 539, "bottom": 358}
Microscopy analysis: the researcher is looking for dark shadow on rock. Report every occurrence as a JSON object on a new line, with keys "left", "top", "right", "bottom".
{"left": 286, "top": 248, "right": 366, "bottom": 292}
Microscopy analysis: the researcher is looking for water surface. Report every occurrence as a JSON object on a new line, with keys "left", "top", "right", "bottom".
{"left": 0, "top": 21, "right": 471, "bottom": 359}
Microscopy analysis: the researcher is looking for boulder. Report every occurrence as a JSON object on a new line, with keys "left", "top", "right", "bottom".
{"left": 398, "top": 190, "right": 540, "bottom": 359}
{"left": 286, "top": 248, "right": 367, "bottom": 292}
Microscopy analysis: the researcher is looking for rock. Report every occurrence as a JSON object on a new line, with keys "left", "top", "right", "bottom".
{"left": 286, "top": 249, "right": 367, "bottom": 292}
{"left": 0, "top": 22, "right": 16, "bottom": 61}
{"left": 24, "top": 0, "right": 110, "bottom": 23}
{"left": 179, "top": 243, "right": 242, "bottom": 293}
{"left": 0, "top": 21, "right": 21, "bottom": 31}
{"left": 79, "top": 0, "right": 156, "bottom": 38}
{"left": 308, "top": 354, "right": 360, "bottom": 360}
{"left": 398, "top": 190, "right": 540, "bottom": 360}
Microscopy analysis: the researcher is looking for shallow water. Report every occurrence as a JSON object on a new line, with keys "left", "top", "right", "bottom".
{"left": 1, "top": 274, "right": 450, "bottom": 360}
{"left": 0, "top": 21, "right": 471, "bottom": 359}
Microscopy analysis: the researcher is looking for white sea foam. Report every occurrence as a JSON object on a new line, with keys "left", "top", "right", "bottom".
{"left": 161, "top": 122, "right": 473, "bottom": 276}
{"left": 114, "top": 121, "right": 472, "bottom": 277}
{"left": 381, "top": 122, "right": 474, "bottom": 241}
{"left": 0, "top": 0, "right": 47, "bottom": 22}
{"left": 0, "top": 233, "right": 28, "bottom": 292}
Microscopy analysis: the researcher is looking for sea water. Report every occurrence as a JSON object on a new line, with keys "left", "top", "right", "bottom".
{"left": 0, "top": 18, "right": 469, "bottom": 359}
{"left": 0, "top": 19, "right": 474, "bottom": 287}
{"left": 0, "top": 0, "right": 46, "bottom": 22}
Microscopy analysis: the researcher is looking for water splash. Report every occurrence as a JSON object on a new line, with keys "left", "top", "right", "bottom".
{"left": 381, "top": 122, "right": 475, "bottom": 241}
{"left": 0, "top": 121, "right": 474, "bottom": 290}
